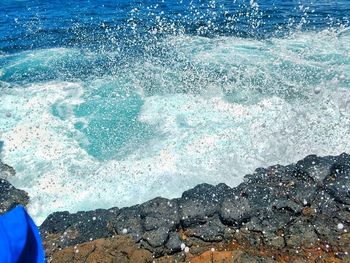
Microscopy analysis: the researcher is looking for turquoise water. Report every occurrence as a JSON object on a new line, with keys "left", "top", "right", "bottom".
{"left": 0, "top": 0, "right": 350, "bottom": 223}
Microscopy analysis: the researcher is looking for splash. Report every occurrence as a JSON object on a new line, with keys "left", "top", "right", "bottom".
{"left": 0, "top": 29, "right": 349, "bottom": 223}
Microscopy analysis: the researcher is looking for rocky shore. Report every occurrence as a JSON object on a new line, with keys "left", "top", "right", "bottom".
{"left": 1, "top": 154, "right": 349, "bottom": 262}
{"left": 0, "top": 160, "right": 29, "bottom": 214}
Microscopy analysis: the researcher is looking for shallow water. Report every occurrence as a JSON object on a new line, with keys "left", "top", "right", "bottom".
{"left": 0, "top": 0, "right": 350, "bottom": 223}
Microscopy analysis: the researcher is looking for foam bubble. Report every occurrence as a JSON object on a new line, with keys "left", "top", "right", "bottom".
{"left": 0, "top": 31, "right": 349, "bottom": 223}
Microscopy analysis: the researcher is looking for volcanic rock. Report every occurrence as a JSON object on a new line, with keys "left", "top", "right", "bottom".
{"left": 40, "top": 153, "right": 350, "bottom": 262}
{"left": 0, "top": 160, "right": 29, "bottom": 214}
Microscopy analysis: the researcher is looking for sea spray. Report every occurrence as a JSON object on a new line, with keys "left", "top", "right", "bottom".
{"left": 0, "top": 0, "right": 349, "bottom": 223}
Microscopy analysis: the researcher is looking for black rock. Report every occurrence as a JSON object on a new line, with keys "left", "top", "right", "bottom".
{"left": 113, "top": 205, "right": 144, "bottom": 242}
{"left": 312, "top": 216, "right": 340, "bottom": 247}
{"left": 324, "top": 162, "right": 350, "bottom": 204}
{"left": 140, "top": 197, "right": 179, "bottom": 232}
{"left": 186, "top": 215, "right": 225, "bottom": 242}
{"left": 0, "top": 160, "right": 16, "bottom": 179}
{"left": 142, "top": 226, "right": 169, "bottom": 247}
{"left": 40, "top": 208, "right": 119, "bottom": 247}
{"left": 166, "top": 232, "right": 183, "bottom": 252}
{"left": 245, "top": 208, "right": 296, "bottom": 234}
{"left": 296, "top": 154, "right": 334, "bottom": 182}
{"left": 271, "top": 198, "right": 302, "bottom": 214}
{"left": 220, "top": 196, "right": 252, "bottom": 225}
{"left": 179, "top": 183, "right": 233, "bottom": 227}
{"left": 0, "top": 178, "right": 29, "bottom": 214}
{"left": 313, "top": 190, "right": 338, "bottom": 215}
{"left": 39, "top": 153, "right": 350, "bottom": 258}
{"left": 285, "top": 219, "right": 319, "bottom": 248}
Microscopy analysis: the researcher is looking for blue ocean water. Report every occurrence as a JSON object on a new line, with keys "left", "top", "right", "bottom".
{"left": 0, "top": 0, "right": 350, "bottom": 223}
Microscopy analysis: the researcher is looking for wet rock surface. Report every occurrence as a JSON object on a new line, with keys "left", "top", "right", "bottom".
{"left": 5, "top": 153, "right": 350, "bottom": 262}
{"left": 0, "top": 160, "right": 29, "bottom": 214}
{"left": 0, "top": 159, "right": 16, "bottom": 179}
{"left": 40, "top": 153, "right": 350, "bottom": 262}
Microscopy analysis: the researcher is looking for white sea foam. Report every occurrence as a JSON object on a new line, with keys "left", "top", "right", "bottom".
{"left": 0, "top": 30, "right": 349, "bottom": 223}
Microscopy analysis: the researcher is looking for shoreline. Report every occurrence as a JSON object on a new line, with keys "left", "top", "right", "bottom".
{"left": 1, "top": 153, "right": 349, "bottom": 262}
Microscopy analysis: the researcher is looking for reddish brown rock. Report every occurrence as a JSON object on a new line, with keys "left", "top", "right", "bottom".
{"left": 48, "top": 236, "right": 153, "bottom": 263}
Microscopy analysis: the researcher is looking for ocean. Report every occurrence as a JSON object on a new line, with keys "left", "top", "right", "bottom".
{"left": 0, "top": 0, "right": 349, "bottom": 223}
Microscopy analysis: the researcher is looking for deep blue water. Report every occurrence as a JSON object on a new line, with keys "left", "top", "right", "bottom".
{"left": 1, "top": 0, "right": 350, "bottom": 53}
{"left": 0, "top": 0, "right": 349, "bottom": 222}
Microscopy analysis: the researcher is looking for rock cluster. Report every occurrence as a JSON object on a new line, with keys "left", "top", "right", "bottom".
{"left": 39, "top": 153, "right": 350, "bottom": 262}
{"left": 0, "top": 160, "right": 29, "bottom": 214}
{"left": 0, "top": 159, "right": 16, "bottom": 179}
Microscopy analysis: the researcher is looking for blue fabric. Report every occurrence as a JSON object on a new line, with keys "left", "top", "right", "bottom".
{"left": 0, "top": 206, "right": 45, "bottom": 263}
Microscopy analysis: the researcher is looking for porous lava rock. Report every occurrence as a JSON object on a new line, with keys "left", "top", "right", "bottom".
{"left": 39, "top": 153, "right": 350, "bottom": 262}
{"left": 0, "top": 160, "right": 29, "bottom": 214}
